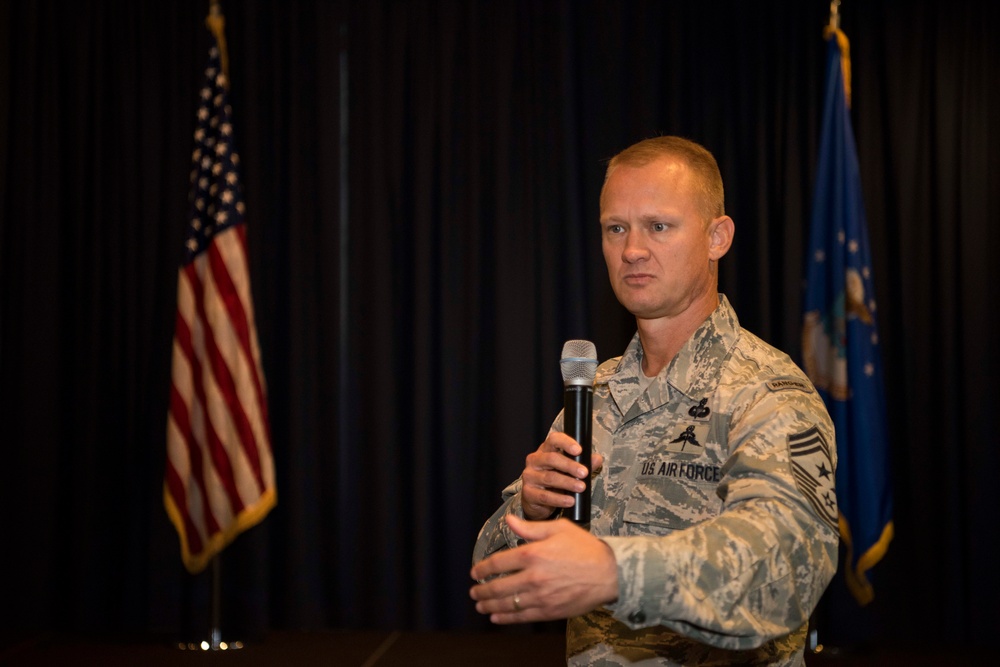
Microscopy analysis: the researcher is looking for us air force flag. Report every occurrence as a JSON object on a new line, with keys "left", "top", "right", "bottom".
{"left": 802, "top": 27, "right": 893, "bottom": 606}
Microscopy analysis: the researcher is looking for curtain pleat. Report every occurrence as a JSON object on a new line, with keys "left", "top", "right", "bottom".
{"left": 1, "top": 0, "right": 997, "bottom": 645}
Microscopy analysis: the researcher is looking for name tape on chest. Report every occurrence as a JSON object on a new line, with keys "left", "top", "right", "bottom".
{"left": 639, "top": 459, "right": 722, "bottom": 483}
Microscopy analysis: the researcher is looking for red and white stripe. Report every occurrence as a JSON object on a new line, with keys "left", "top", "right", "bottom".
{"left": 165, "top": 223, "right": 275, "bottom": 574}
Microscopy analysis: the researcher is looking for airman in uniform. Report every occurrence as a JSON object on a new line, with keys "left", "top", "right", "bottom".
{"left": 470, "top": 136, "right": 838, "bottom": 666}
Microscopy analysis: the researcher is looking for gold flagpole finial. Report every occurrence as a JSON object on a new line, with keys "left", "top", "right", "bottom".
{"left": 205, "top": 0, "right": 230, "bottom": 87}
{"left": 823, "top": 0, "right": 851, "bottom": 108}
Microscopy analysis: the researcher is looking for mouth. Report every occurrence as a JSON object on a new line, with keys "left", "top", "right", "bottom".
{"left": 622, "top": 273, "right": 654, "bottom": 285}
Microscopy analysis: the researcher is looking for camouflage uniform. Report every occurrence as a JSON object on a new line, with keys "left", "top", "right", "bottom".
{"left": 473, "top": 296, "right": 838, "bottom": 666}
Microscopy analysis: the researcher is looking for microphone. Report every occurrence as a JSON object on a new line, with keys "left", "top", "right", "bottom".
{"left": 559, "top": 340, "right": 598, "bottom": 527}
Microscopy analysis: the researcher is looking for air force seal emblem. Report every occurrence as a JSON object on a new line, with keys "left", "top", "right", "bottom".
{"left": 788, "top": 425, "right": 838, "bottom": 530}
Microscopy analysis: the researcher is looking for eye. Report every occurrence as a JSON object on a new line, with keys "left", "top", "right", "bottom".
{"left": 605, "top": 223, "right": 625, "bottom": 235}
{"left": 651, "top": 222, "right": 668, "bottom": 232}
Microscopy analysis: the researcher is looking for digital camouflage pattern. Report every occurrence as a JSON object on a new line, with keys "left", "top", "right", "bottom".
{"left": 473, "top": 296, "right": 838, "bottom": 666}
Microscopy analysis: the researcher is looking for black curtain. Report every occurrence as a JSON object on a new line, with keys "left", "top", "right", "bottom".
{"left": 2, "top": 0, "right": 997, "bottom": 650}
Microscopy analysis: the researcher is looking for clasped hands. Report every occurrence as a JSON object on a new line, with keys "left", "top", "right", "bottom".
{"left": 469, "top": 431, "right": 618, "bottom": 624}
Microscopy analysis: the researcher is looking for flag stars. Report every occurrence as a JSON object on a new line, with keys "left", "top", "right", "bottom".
{"left": 848, "top": 239, "right": 859, "bottom": 253}
{"left": 183, "top": 47, "right": 246, "bottom": 259}
{"left": 862, "top": 266, "right": 871, "bottom": 279}
{"left": 871, "top": 332, "right": 879, "bottom": 345}
{"left": 838, "top": 230, "right": 846, "bottom": 244}
{"left": 814, "top": 249, "right": 826, "bottom": 262}
{"left": 864, "top": 362, "right": 875, "bottom": 377}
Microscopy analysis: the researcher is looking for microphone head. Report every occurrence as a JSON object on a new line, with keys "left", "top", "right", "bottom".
{"left": 560, "top": 340, "right": 598, "bottom": 387}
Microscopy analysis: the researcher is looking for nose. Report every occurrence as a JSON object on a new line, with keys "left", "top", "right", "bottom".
{"left": 622, "top": 230, "right": 649, "bottom": 263}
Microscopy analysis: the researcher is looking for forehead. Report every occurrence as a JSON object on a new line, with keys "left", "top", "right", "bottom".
{"left": 600, "top": 158, "right": 699, "bottom": 216}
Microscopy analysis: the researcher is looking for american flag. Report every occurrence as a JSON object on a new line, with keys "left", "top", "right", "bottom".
{"left": 164, "top": 32, "right": 276, "bottom": 574}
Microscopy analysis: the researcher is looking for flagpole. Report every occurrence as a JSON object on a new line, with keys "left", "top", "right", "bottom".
{"left": 210, "top": 555, "right": 222, "bottom": 650}
{"left": 809, "top": 0, "right": 841, "bottom": 657}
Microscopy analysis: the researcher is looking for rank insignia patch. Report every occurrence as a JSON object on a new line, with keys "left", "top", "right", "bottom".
{"left": 788, "top": 425, "right": 838, "bottom": 530}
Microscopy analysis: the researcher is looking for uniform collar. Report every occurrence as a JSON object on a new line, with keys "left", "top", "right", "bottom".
{"left": 599, "top": 295, "right": 741, "bottom": 420}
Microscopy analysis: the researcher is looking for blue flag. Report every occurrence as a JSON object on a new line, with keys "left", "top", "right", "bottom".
{"left": 802, "top": 28, "right": 893, "bottom": 606}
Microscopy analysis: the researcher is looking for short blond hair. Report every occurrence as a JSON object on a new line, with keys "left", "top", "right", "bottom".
{"left": 603, "top": 136, "right": 725, "bottom": 221}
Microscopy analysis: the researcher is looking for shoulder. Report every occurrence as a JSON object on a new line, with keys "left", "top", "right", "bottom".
{"left": 730, "top": 328, "right": 814, "bottom": 389}
{"left": 720, "top": 328, "right": 829, "bottom": 420}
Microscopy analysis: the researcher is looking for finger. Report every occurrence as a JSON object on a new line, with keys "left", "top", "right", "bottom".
{"left": 506, "top": 513, "right": 568, "bottom": 542}
{"left": 544, "top": 431, "right": 582, "bottom": 456}
{"left": 524, "top": 465, "right": 589, "bottom": 492}
{"left": 471, "top": 583, "right": 528, "bottom": 613}
{"left": 469, "top": 551, "right": 516, "bottom": 584}
{"left": 526, "top": 451, "right": 590, "bottom": 480}
{"left": 489, "top": 608, "right": 548, "bottom": 625}
{"left": 591, "top": 450, "right": 605, "bottom": 474}
{"left": 522, "top": 486, "right": 575, "bottom": 513}
{"left": 480, "top": 591, "right": 542, "bottom": 624}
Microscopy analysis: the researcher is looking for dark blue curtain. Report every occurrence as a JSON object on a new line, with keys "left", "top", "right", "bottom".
{"left": 1, "top": 0, "right": 997, "bottom": 651}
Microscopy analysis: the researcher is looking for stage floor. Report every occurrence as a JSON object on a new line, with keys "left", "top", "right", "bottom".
{"left": 0, "top": 629, "right": 989, "bottom": 666}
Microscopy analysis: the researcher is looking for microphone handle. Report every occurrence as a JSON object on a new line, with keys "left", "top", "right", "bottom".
{"left": 563, "top": 384, "right": 592, "bottom": 528}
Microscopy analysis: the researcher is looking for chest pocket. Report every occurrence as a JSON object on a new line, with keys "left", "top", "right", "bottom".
{"left": 623, "top": 418, "right": 726, "bottom": 535}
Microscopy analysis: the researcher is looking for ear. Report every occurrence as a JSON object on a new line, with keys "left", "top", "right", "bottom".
{"left": 707, "top": 215, "right": 734, "bottom": 261}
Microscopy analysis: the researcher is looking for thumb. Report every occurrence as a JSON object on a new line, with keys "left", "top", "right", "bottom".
{"left": 506, "top": 513, "right": 563, "bottom": 542}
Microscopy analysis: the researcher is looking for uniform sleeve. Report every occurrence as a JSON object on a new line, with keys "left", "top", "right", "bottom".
{"left": 471, "top": 479, "right": 527, "bottom": 568}
{"left": 472, "top": 415, "right": 572, "bottom": 568}
{"left": 600, "top": 385, "right": 839, "bottom": 650}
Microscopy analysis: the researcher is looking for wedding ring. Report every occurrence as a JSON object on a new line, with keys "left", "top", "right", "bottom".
{"left": 513, "top": 592, "right": 522, "bottom": 612}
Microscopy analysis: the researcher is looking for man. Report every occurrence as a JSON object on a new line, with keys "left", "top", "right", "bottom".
{"left": 470, "top": 136, "right": 838, "bottom": 666}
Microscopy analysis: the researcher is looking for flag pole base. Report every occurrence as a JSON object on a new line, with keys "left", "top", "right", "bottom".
{"left": 176, "top": 636, "right": 245, "bottom": 652}
{"left": 175, "top": 555, "right": 244, "bottom": 651}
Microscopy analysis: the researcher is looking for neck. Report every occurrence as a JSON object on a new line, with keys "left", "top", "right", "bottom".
{"left": 636, "top": 292, "right": 720, "bottom": 377}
